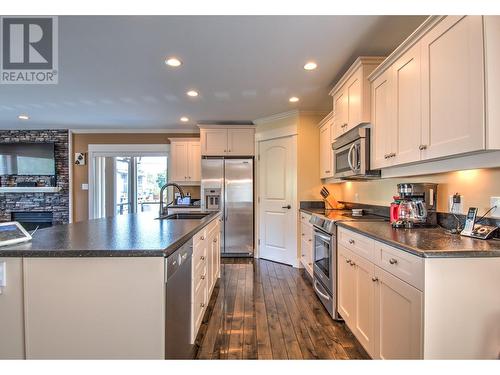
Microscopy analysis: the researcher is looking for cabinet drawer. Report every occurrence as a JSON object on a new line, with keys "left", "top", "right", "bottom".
{"left": 193, "top": 229, "right": 207, "bottom": 249}
{"left": 191, "top": 278, "right": 208, "bottom": 343}
{"left": 300, "top": 212, "right": 312, "bottom": 225}
{"left": 193, "top": 261, "right": 207, "bottom": 294}
{"left": 338, "top": 227, "right": 375, "bottom": 262}
{"left": 300, "top": 222, "right": 313, "bottom": 243}
{"left": 192, "top": 244, "right": 207, "bottom": 276}
{"left": 374, "top": 241, "right": 424, "bottom": 291}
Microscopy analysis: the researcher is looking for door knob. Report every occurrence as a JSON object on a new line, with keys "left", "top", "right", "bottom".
{"left": 282, "top": 205, "right": 291, "bottom": 209}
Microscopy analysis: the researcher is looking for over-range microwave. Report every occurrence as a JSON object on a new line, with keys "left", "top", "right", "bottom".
{"left": 332, "top": 125, "right": 381, "bottom": 180}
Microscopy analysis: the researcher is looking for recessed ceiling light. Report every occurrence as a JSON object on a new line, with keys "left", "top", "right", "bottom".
{"left": 289, "top": 97, "right": 299, "bottom": 103}
{"left": 303, "top": 61, "right": 318, "bottom": 71}
{"left": 18, "top": 114, "right": 30, "bottom": 120}
{"left": 186, "top": 90, "right": 199, "bottom": 97}
{"left": 165, "top": 57, "right": 182, "bottom": 67}
{"left": 180, "top": 116, "right": 189, "bottom": 122}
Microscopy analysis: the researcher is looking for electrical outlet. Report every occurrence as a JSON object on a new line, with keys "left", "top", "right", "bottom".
{"left": 354, "top": 193, "right": 359, "bottom": 202}
{"left": 449, "top": 195, "right": 463, "bottom": 214}
{"left": 490, "top": 197, "right": 500, "bottom": 217}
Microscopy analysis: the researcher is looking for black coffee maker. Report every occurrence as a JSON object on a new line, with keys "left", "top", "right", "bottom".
{"left": 392, "top": 183, "right": 438, "bottom": 228}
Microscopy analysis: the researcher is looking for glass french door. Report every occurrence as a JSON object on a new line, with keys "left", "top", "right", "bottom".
{"left": 92, "top": 156, "right": 167, "bottom": 218}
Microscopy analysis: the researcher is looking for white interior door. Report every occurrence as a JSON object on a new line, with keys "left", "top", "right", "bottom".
{"left": 258, "top": 136, "right": 296, "bottom": 266}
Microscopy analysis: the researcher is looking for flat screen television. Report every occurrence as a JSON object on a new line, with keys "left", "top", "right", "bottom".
{"left": 0, "top": 143, "right": 56, "bottom": 176}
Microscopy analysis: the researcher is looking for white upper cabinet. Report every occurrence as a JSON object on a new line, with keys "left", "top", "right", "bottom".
{"left": 369, "top": 15, "right": 488, "bottom": 170}
{"left": 420, "top": 16, "right": 485, "bottom": 160}
{"left": 485, "top": 16, "right": 500, "bottom": 150}
{"left": 333, "top": 89, "right": 348, "bottom": 135}
{"left": 227, "top": 128, "right": 255, "bottom": 155}
{"left": 392, "top": 44, "right": 422, "bottom": 165}
{"left": 200, "top": 128, "right": 228, "bottom": 155}
{"left": 330, "top": 57, "right": 385, "bottom": 133}
{"left": 199, "top": 126, "right": 255, "bottom": 156}
{"left": 319, "top": 112, "right": 334, "bottom": 179}
{"left": 371, "top": 69, "right": 394, "bottom": 169}
{"left": 169, "top": 138, "right": 201, "bottom": 183}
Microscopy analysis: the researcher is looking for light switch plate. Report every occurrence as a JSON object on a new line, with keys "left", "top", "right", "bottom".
{"left": 449, "top": 195, "right": 463, "bottom": 214}
{"left": 81, "top": 183, "right": 89, "bottom": 191}
{"left": 490, "top": 197, "right": 500, "bottom": 217}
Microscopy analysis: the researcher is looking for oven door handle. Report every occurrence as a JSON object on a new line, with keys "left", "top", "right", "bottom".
{"left": 313, "top": 280, "right": 331, "bottom": 301}
{"left": 314, "top": 230, "right": 332, "bottom": 242}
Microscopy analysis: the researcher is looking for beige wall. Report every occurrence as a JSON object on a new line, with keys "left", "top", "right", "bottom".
{"left": 255, "top": 112, "right": 343, "bottom": 204}
{"left": 72, "top": 133, "right": 197, "bottom": 222}
{"left": 297, "top": 113, "right": 327, "bottom": 201}
{"left": 334, "top": 168, "right": 500, "bottom": 217}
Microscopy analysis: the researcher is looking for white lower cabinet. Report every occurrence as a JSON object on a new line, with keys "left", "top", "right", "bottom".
{"left": 338, "top": 228, "right": 423, "bottom": 359}
{"left": 374, "top": 266, "right": 423, "bottom": 359}
{"left": 191, "top": 218, "right": 221, "bottom": 343}
{"left": 298, "top": 212, "right": 313, "bottom": 276}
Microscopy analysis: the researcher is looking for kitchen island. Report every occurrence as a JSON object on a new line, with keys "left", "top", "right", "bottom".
{"left": 0, "top": 211, "right": 222, "bottom": 359}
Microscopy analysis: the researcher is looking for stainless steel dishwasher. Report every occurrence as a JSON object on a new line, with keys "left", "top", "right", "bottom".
{"left": 165, "top": 240, "right": 193, "bottom": 359}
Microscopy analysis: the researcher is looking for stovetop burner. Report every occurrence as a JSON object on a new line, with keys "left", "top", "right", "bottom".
{"left": 309, "top": 209, "right": 388, "bottom": 234}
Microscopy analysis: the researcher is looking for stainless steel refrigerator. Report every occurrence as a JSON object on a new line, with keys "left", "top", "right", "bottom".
{"left": 201, "top": 158, "right": 254, "bottom": 256}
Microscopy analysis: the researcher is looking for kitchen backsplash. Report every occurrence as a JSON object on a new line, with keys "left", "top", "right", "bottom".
{"left": 326, "top": 167, "right": 500, "bottom": 219}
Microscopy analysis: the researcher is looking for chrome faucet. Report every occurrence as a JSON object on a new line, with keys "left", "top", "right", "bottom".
{"left": 159, "top": 182, "right": 185, "bottom": 217}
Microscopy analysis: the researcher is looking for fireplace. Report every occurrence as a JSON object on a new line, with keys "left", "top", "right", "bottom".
{"left": 11, "top": 212, "right": 54, "bottom": 231}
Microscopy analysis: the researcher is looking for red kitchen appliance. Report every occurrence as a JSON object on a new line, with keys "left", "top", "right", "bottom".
{"left": 390, "top": 196, "right": 401, "bottom": 223}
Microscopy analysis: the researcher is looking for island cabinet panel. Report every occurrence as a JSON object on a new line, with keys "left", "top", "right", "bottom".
{"left": 191, "top": 218, "right": 221, "bottom": 343}
{"left": 0, "top": 258, "right": 25, "bottom": 359}
{"left": 23, "top": 257, "right": 165, "bottom": 359}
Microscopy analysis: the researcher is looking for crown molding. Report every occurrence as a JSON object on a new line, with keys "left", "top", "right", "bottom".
{"left": 318, "top": 111, "right": 334, "bottom": 127}
{"left": 253, "top": 109, "right": 328, "bottom": 125}
{"left": 368, "top": 16, "right": 445, "bottom": 82}
{"left": 329, "top": 56, "right": 386, "bottom": 96}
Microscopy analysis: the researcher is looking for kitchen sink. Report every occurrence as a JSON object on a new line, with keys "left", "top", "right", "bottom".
{"left": 158, "top": 212, "right": 212, "bottom": 220}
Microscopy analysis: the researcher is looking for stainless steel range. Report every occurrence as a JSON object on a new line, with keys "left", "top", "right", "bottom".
{"left": 309, "top": 210, "right": 387, "bottom": 320}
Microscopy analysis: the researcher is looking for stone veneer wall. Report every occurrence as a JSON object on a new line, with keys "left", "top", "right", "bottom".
{"left": 0, "top": 130, "right": 70, "bottom": 225}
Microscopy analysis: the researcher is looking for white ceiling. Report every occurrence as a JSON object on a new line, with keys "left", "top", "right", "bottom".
{"left": 0, "top": 15, "right": 427, "bottom": 131}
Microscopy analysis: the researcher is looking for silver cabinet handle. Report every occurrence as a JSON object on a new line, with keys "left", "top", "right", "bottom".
{"left": 350, "top": 262, "right": 356, "bottom": 267}
{"left": 200, "top": 302, "right": 205, "bottom": 308}
{"left": 200, "top": 256, "right": 205, "bottom": 261}
{"left": 346, "top": 259, "right": 351, "bottom": 264}
{"left": 389, "top": 153, "right": 396, "bottom": 158}
{"left": 384, "top": 154, "right": 389, "bottom": 159}
{"left": 389, "top": 258, "right": 398, "bottom": 265}
{"left": 200, "top": 236, "right": 205, "bottom": 241}
{"left": 201, "top": 275, "right": 205, "bottom": 280}
{"left": 372, "top": 277, "right": 379, "bottom": 282}
{"left": 419, "top": 144, "right": 427, "bottom": 151}
{"left": 213, "top": 238, "right": 217, "bottom": 243}
{"left": 349, "top": 239, "right": 355, "bottom": 245}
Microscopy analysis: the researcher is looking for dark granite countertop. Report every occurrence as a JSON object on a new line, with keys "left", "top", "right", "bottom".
{"left": 300, "top": 207, "right": 328, "bottom": 215}
{"left": 0, "top": 211, "right": 221, "bottom": 258}
{"left": 337, "top": 221, "right": 500, "bottom": 258}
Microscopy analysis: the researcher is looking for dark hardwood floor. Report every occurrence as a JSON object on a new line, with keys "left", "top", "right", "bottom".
{"left": 195, "top": 258, "right": 370, "bottom": 360}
